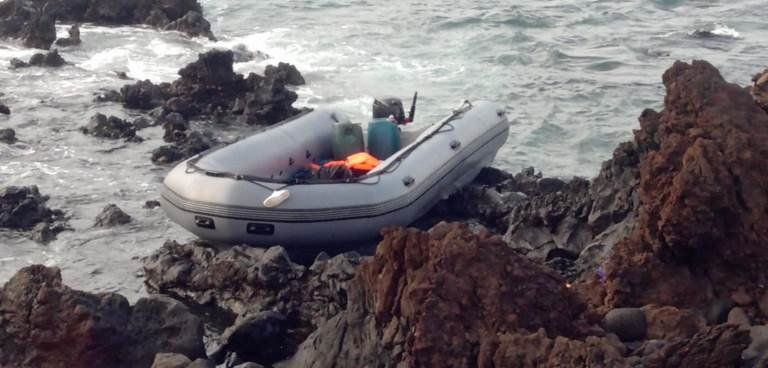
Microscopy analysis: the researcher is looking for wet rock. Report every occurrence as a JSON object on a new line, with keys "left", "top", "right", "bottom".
{"left": 209, "top": 311, "right": 289, "bottom": 365}
{"left": 644, "top": 324, "right": 750, "bottom": 368}
{"left": 0, "top": 265, "right": 206, "bottom": 368}
{"left": 94, "top": 203, "right": 132, "bottom": 227}
{"left": 0, "top": 101, "right": 9, "bottom": 115}
{"left": 642, "top": 305, "right": 706, "bottom": 340}
{"left": 264, "top": 62, "right": 305, "bottom": 86}
{"left": 285, "top": 222, "right": 589, "bottom": 367}
{"left": 21, "top": 3, "right": 56, "bottom": 49}
{"left": 11, "top": 49, "right": 67, "bottom": 68}
{"left": 29, "top": 221, "right": 68, "bottom": 243}
{"left": 54, "top": 23, "right": 81, "bottom": 47}
{"left": 151, "top": 145, "right": 184, "bottom": 164}
{"left": 80, "top": 113, "right": 137, "bottom": 140}
{"left": 164, "top": 11, "right": 214, "bottom": 40}
{"left": 0, "top": 185, "right": 63, "bottom": 230}
{"left": 604, "top": 308, "right": 647, "bottom": 342}
{"left": 597, "top": 60, "right": 768, "bottom": 310}
{"left": 0, "top": 127, "right": 15, "bottom": 143}
{"left": 144, "top": 8, "right": 171, "bottom": 28}
{"left": 240, "top": 72, "right": 300, "bottom": 124}
{"left": 144, "top": 200, "right": 161, "bottom": 209}
{"left": 122, "top": 79, "right": 167, "bottom": 110}
{"left": 232, "top": 44, "right": 268, "bottom": 63}
{"left": 9, "top": 57, "right": 28, "bottom": 68}
{"left": 162, "top": 112, "right": 188, "bottom": 142}
{"left": 120, "top": 49, "right": 304, "bottom": 130}
{"left": 28, "top": 48, "right": 66, "bottom": 67}
{"left": 132, "top": 116, "right": 155, "bottom": 129}
{"left": 94, "top": 89, "right": 123, "bottom": 103}
{"left": 114, "top": 70, "right": 130, "bottom": 79}
{"left": 165, "top": 96, "right": 194, "bottom": 118}
{"left": 751, "top": 68, "right": 768, "bottom": 112}
{"left": 152, "top": 130, "right": 215, "bottom": 165}
{"left": 143, "top": 241, "right": 361, "bottom": 358}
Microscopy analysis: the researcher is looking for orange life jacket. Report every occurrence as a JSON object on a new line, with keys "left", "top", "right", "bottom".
{"left": 345, "top": 152, "right": 380, "bottom": 173}
{"left": 307, "top": 152, "right": 380, "bottom": 175}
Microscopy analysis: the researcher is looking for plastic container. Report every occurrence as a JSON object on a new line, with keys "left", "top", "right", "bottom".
{"left": 367, "top": 118, "right": 401, "bottom": 160}
{"left": 331, "top": 122, "right": 365, "bottom": 160}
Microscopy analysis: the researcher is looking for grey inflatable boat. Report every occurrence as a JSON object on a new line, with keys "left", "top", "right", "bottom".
{"left": 160, "top": 100, "right": 510, "bottom": 246}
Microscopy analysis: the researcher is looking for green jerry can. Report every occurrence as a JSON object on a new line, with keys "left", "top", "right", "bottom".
{"left": 367, "top": 118, "right": 401, "bottom": 160}
{"left": 332, "top": 122, "right": 365, "bottom": 160}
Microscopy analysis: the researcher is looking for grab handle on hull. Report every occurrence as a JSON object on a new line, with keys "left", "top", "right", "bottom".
{"left": 263, "top": 190, "right": 290, "bottom": 208}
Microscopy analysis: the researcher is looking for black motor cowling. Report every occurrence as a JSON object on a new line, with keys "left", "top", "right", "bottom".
{"left": 372, "top": 97, "right": 405, "bottom": 124}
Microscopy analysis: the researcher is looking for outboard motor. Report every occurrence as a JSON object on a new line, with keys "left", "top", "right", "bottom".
{"left": 372, "top": 97, "right": 406, "bottom": 124}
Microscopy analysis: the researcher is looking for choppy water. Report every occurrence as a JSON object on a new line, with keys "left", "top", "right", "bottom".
{"left": 1, "top": 0, "right": 766, "bottom": 299}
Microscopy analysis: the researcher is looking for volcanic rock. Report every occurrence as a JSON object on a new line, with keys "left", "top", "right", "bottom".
{"left": 742, "top": 325, "right": 768, "bottom": 367}
{"left": 595, "top": 60, "right": 768, "bottom": 310}
{"left": 122, "top": 49, "right": 303, "bottom": 127}
{"left": 643, "top": 324, "right": 750, "bottom": 368}
{"left": 151, "top": 130, "right": 215, "bottom": 165}
{"left": 121, "top": 79, "right": 168, "bottom": 110}
{"left": 22, "top": 3, "right": 56, "bottom": 49}
{"left": 0, "top": 127, "right": 15, "bottom": 143}
{"left": 726, "top": 307, "right": 751, "bottom": 330}
{"left": 0, "top": 265, "right": 206, "bottom": 368}
{"left": 264, "top": 62, "right": 306, "bottom": 86}
{"left": 94, "top": 89, "right": 123, "bottom": 103}
{"left": 0, "top": 185, "right": 63, "bottom": 230}
{"left": 11, "top": 49, "right": 67, "bottom": 68}
{"left": 81, "top": 113, "right": 137, "bottom": 140}
{"left": 151, "top": 144, "right": 185, "bottom": 164}
{"left": 94, "top": 203, "right": 132, "bottom": 227}
{"left": 485, "top": 329, "right": 628, "bottom": 368}
{"left": 209, "top": 311, "right": 289, "bottom": 365}
{"left": 150, "top": 353, "right": 215, "bottom": 368}
{"left": 29, "top": 221, "right": 69, "bottom": 243}
{"left": 642, "top": 305, "right": 706, "bottom": 340}
{"left": 144, "top": 200, "right": 161, "bottom": 209}
{"left": 163, "top": 10, "right": 214, "bottom": 40}
{"left": 285, "top": 222, "right": 589, "bottom": 368}
{"left": 54, "top": 23, "right": 80, "bottom": 47}
{"left": 0, "top": 0, "right": 215, "bottom": 40}
{"left": 751, "top": 68, "right": 768, "bottom": 112}
{"left": 604, "top": 308, "right": 647, "bottom": 342}
{"left": 143, "top": 241, "right": 361, "bottom": 362}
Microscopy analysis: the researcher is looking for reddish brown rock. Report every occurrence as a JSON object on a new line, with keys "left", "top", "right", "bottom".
{"left": 752, "top": 69, "right": 768, "bottom": 112}
{"left": 597, "top": 60, "right": 768, "bottom": 310}
{"left": 484, "top": 329, "right": 628, "bottom": 368}
{"left": 759, "top": 291, "right": 768, "bottom": 319}
{"left": 644, "top": 324, "right": 750, "bottom": 368}
{"left": 0, "top": 265, "right": 205, "bottom": 368}
{"left": 642, "top": 305, "right": 706, "bottom": 340}
{"left": 286, "top": 223, "right": 591, "bottom": 368}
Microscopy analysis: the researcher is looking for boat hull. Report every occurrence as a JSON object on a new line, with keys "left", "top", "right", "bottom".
{"left": 160, "top": 101, "right": 510, "bottom": 247}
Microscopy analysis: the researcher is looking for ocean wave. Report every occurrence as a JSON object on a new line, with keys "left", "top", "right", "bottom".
{"left": 691, "top": 23, "right": 741, "bottom": 39}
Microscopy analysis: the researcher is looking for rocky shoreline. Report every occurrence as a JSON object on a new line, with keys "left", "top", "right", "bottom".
{"left": 0, "top": 0, "right": 215, "bottom": 49}
{"left": 2, "top": 8, "right": 768, "bottom": 366}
